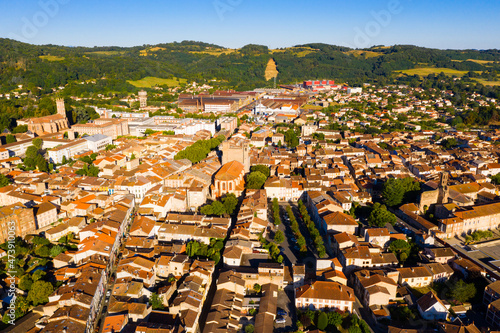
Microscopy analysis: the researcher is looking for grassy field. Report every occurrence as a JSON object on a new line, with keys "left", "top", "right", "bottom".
{"left": 466, "top": 59, "right": 496, "bottom": 64}
{"left": 139, "top": 47, "right": 166, "bottom": 56}
{"left": 345, "top": 50, "right": 381, "bottom": 58}
{"left": 271, "top": 47, "right": 318, "bottom": 57}
{"left": 190, "top": 48, "right": 237, "bottom": 56}
{"left": 127, "top": 76, "right": 187, "bottom": 88}
{"left": 473, "top": 78, "right": 500, "bottom": 86}
{"left": 396, "top": 67, "right": 470, "bottom": 77}
{"left": 85, "top": 51, "right": 126, "bottom": 56}
{"left": 39, "top": 55, "right": 65, "bottom": 61}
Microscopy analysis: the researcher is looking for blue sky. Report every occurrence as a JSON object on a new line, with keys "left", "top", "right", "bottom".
{"left": 0, "top": 0, "right": 499, "bottom": 49}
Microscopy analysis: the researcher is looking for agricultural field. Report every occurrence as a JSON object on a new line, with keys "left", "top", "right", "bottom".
{"left": 127, "top": 76, "right": 187, "bottom": 88}
{"left": 139, "top": 47, "right": 167, "bottom": 56}
{"left": 85, "top": 51, "right": 126, "bottom": 56}
{"left": 345, "top": 50, "right": 381, "bottom": 58}
{"left": 271, "top": 47, "right": 318, "bottom": 57}
{"left": 451, "top": 58, "right": 497, "bottom": 65}
{"left": 473, "top": 78, "right": 500, "bottom": 86}
{"left": 39, "top": 55, "right": 65, "bottom": 61}
{"left": 190, "top": 48, "right": 237, "bottom": 56}
{"left": 395, "top": 67, "right": 470, "bottom": 77}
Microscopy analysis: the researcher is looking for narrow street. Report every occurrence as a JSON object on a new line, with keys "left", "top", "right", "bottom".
{"left": 93, "top": 206, "right": 136, "bottom": 333}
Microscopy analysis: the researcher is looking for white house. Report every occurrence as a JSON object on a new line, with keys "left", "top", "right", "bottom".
{"left": 417, "top": 291, "right": 450, "bottom": 321}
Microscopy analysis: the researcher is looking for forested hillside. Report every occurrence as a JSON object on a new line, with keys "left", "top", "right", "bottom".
{"left": 1, "top": 38, "right": 499, "bottom": 93}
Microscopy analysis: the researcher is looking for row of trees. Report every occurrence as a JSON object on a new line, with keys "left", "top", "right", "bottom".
{"left": 174, "top": 135, "right": 225, "bottom": 164}
{"left": 298, "top": 200, "right": 326, "bottom": 257}
{"left": 272, "top": 198, "right": 281, "bottom": 226}
{"left": 465, "top": 229, "right": 494, "bottom": 244}
{"left": 298, "top": 310, "right": 370, "bottom": 333}
{"left": 286, "top": 206, "right": 307, "bottom": 254}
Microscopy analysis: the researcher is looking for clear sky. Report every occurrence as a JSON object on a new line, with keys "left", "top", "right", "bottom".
{"left": 0, "top": 0, "right": 499, "bottom": 50}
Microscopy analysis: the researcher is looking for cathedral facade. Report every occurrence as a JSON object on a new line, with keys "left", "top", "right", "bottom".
{"left": 17, "top": 98, "right": 69, "bottom": 135}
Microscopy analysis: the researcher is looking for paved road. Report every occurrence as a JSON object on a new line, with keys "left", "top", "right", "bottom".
{"left": 274, "top": 288, "right": 296, "bottom": 332}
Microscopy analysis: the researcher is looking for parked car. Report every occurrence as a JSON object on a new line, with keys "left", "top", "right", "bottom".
{"left": 275, "top": 316, "right": 286, "bottom": 324}
{"left": 277, "top": 309, "right": 287, "bottom": 316}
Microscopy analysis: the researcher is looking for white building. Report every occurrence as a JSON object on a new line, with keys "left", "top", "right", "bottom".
{"left": 347, "top": 87, "right": 363, "bottom": 94}
{"left": 47, "top": 139, "right": 89, "bottom": 164}
{"left": 83, "top": 134, "right": 112, "bottom": 152}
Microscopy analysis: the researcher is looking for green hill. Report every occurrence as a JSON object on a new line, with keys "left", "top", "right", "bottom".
{"left": 1, "top": 38, "right": 499, "bottom": 94}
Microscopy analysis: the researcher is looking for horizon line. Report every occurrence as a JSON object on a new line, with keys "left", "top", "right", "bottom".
{"left": 2, "top": 37, "right": 499, "bottom": 52}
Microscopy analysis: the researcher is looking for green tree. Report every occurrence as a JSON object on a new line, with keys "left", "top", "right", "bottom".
{"left": 50, "top": 245, "right": 65, "bottom": 258}
{"left": 199, "top": 204, "right": 213, "bottom": 216}
{"left": 211, "top": 201, "right": 226, "bottom": 215}
{"left": 327, "top": 311, "right": 343, "bottom": 327}
{"left": 388, "top": 239, "right": 411, "bottom": 262}
{"left": 382, "top": 177, "right": 420, "bottom": 207}
{"left": 250, "top": 165, "right": 270, "bottom": 178}
{"left": 130, "top": 153, "right": 136, "bottom": 160}
{"left": 441, "top": 137, "right": 459, "bottom": 149}
{"left": 450, "top": 280, "right": 476, "bottom": 303}
{"left": 35, "top": 245, "right": 50, "bottom": 257}
{"left": 144, "top": 129, "right": 159, "bottom": 136}
{"left": 186, "top": 241, "right": 201, "bottom": 257}
{"left": 245, "top": 324, "right": 255, "bottom": 333}
{"left": 316, "top": 312, "right": 328, "bottom": 331}
{"left": 32, "top": 138, "right": 43, "bottom": 149}
{"left": 246, "top": 171, "right": 267, "bottom": 189}
{"left": 0, "top": 174, "right": 11, "bottom": 187}
{"left": 27, "top": 280, "right": 54, "bottom": 306}
{"left": 2, "top": 295, "right": 30, "bottom": 323}
{"left": 222, "top": 193, "right": 238, "bottom": 215}
{"left": 149, "top": 292, "right": 165, "bottom": 310}
{"left": 19, "top": 274, "right": 33, "bottom": 291}
{"left": 253, "top": 283, "right": 261, "bottom": 293}
{"left": 5, "top": 134, "right": 16, "bottom": 144}
{"left": 368, "top": 203, "right": 397, "bottom": 227}
{"left": 491, "top": 173, "right": 500, "bottom": 185}
{"left": 274, "top": 230, "right": 284, "bottom": 244}
{"left": 25, "top": 145, "right": 39, "bottom": 159}
{"left": 32, "top": 270, "right": 47, "bottom": 282}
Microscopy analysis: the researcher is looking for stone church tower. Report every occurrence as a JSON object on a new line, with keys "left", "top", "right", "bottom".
{"left": 56, "top": 98, "right": 66, "bottom": 117}
{"left": 437, "top": 172, "right": 449, "bottom": 204}
{"left": 221, "top": 141, "right": 250, "bottom": 173}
